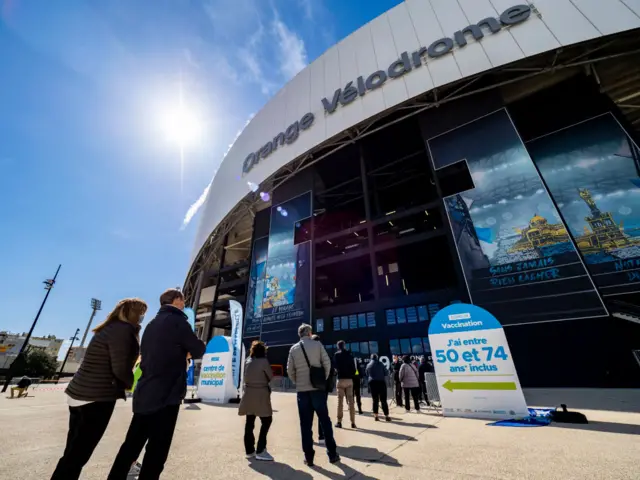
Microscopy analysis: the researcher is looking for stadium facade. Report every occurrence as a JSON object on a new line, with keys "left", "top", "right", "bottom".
{"left": 185, "top": 1, "right": 640, "bottom": 387}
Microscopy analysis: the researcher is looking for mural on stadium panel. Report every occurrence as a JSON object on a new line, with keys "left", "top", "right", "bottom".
{"left": 429, "top": 109, "right": 606, "bottom": 323}
{"left": 244, "top": 192, "right": 312, "bottom": 346}
{"left": 528, "top": 113, "right": 640, "bottom": 297}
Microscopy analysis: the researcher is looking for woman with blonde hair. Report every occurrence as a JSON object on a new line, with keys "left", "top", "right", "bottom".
{"left": 239, "top": 340, "right": 274, "bottom": 461}
{"left": 51, "top": 298, "right": 147, "bottom": 480}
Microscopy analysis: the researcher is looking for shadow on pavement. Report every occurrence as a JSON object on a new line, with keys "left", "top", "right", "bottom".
{"left": 551, "top": 421, "right": 640, "bottom": 435}
{"left": 313, "top": 462, "right": 379, "bottom": 479}
{"left": 249, "top": 460, "right": 313, "bottom": 479}
{"left": 351, "top": 427, "right": 417, "bottom": 442}
{"left": 339, "top": 445, "right": 401, "bottom": 466}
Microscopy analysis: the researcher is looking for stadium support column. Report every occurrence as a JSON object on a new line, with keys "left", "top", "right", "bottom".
{"left": 191, "top": 270, "right": 205, "bottom": 333}
{"left": 359, "top": 144, "right": 379, "bottom": 300}
{"left": 205, "top": 234, "right": 228, "bottom": 343}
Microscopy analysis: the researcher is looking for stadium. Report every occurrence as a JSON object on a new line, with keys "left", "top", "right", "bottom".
{"left": 183, "top": 1, "right": 640, "bottom": 388}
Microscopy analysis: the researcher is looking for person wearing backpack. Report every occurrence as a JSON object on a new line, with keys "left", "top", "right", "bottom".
{"left": 399, "top": 355, "right": 421, "bottom": 413}
{"left": 287, "top": 324, "right": 340, "bottom": 467}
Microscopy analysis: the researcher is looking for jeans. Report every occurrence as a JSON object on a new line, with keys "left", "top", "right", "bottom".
{"left": 336, "top": 379, "right": 355, "bottom": 423}
{"left": 51, "top": 401, "right": 116, "bottom": 480}
{"left": 369, "top": 380, "right": 389, "bottom": 416}
{"left": 108, "top": 405, "right": 180, "bottom": 480}
{"left": 312, "top": 392, "right": 327, "bottom": 440}
{"left": 297, "top": 390, "right": 337, "bottom": 462}
{"left": 404, "top": 387, "right": 421, "bottom": 412}
{"left": 244, "top": 415, "right": 272, "bottom": 454}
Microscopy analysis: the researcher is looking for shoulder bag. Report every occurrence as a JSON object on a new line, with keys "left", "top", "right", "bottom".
{"left": 300, "top": 343, "right": 326, "bottom": 390}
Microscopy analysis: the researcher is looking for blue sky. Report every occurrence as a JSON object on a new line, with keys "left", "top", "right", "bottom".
{"left": 0, "top": 0, "right": 401, "bottom": 356}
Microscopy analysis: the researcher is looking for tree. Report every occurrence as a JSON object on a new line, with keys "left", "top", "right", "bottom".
{"left": 14, "top": 349, "right": 58, "bottom": 378}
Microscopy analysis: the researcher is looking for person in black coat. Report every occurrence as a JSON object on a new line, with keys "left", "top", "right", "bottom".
{"left": 52, "top": 298, "right": 146, "bottom": 480}
{"left": 108, "top": 289, "right": 205, "bottom": 480}
{"left": 392, "top": 356, "right": 403, "bottom": 407}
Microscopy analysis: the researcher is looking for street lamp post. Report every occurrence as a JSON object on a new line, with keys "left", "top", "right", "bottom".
{"left": 80, "top": 298, "right": 102, "bottom": 348}
{"left": 56, "top": 328, "right": 80, "bottom": 384}
{"left": 2, "top": 264, "right": 62, "bottom": 393}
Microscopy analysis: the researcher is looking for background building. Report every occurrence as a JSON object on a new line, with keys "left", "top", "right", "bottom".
{"left": 184, "top": 1, "right": 640, "bottom": 387}
{"left": 0, "top": 332, "right": 63, "bottom": 368}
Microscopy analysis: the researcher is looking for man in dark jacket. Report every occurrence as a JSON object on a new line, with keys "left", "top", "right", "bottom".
{"left": 108, "top": 289, "right": 205, "bottom": 480}
{"left": 333, "top": 341, "right": 356, "bottom": 429}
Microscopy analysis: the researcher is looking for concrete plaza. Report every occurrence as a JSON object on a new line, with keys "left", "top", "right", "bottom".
{"left": 1, "top": 387, "right": 639, "bottom": 479}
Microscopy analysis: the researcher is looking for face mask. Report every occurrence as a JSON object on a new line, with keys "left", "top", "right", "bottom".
{"left": 139, "top": 314, "right": 145, "bottom": 323}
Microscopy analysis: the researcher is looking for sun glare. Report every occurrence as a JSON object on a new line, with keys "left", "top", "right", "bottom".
{"left": 160, "top": 103, "right": 203, "bottom": 147}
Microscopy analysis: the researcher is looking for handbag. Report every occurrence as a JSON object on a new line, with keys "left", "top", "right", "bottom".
{"left": 300, "top": 343, "right": 327, "bottom": 390}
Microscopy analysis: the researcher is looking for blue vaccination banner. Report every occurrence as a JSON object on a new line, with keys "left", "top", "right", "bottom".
{"left": 428, "top": 303, "right": 528, "bottom": 420}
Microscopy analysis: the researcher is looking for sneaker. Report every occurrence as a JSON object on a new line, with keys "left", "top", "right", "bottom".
{"left": 335, "top": 422, "right": 342, "bottom": 428}
{"left": 329, "top": 454, "right": 341, "bottom": 464}
{"left": 256, "top": 450, "right": 274, "bottom": 462}
{"left": 385, "top": 416, "right": 391, "bottom": 422}
{"left": 318, "top": 438, "right": 325, "bottom": 445}
{"left": 304, "top": 458, "right": 315, "bottom": 467}
{"left": 351, "top": 423, "right": 357, "bottom": 429}
{"left": 128, "top": 461, "right": 142, "bottom": 476}
{"left": 245, "top": 452, "right": 256, "bottom": 459}
{"left": 374, "top": 415, "right": 380, "bottom": 422}
{"left": 358, "top": 410, "right": 363, "bottom": 415}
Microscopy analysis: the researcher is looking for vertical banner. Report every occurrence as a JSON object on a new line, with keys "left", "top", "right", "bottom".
{"left": 187, "top": 359, "right": 195, "bottom": 387}
{"left": 229, "top": 299, "right": 244, "bottom": 390}
{"left": 259, "top": 192, "right": 312, "bottom": 347}
{"left": 244, "top": 236, "right": 269, "bottom": 338}
{"left": 528, "top": 113, "right": 640, "bottom": 298}
{"left": 198, "top": 336, "right": 236, "bottom": 404}
{"left": 429, "top": 303, "right": 528, "bottom": 419}
{"left": 429, "top": 109, "right": 606, "bottom": 324}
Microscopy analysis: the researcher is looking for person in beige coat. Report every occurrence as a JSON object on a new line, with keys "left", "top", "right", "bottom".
{"left": 238, "top": 341, "right": 274, "bottom": 461}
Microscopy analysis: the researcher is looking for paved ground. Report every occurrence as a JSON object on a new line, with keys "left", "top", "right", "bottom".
{"left": 2, "top": 387, "right": 639, "bottom": 479}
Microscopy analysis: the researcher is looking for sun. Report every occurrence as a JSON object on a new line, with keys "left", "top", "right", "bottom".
{"left": 160, "top": 102, "right": 204, "bottom": 147}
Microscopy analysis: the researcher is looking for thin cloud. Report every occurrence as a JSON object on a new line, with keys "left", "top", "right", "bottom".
{"left": 272, "top": 15, "right": 308, "bottom": 80}
{"left": 181, "top": 113, "right": 254, "bottom": 230}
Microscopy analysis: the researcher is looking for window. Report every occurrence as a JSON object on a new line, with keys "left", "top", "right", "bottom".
{"left": 315, "top": 255, "right": 374, "bottom": 308}
{"left": 376, "top": 236, "right": 457, "bottom": 298}
{"left": 411, "top": 337, "right": 424, "bottom": 354}
{"left": 418, "top": 305, "right": 429, "bottom": 322}
{"left": 396, "top": 308, "right": 407, "bottom": 324}
{"left": 389, "top": 339, "right": 400, "bottom": 355}
{"left": 406, "top": 306, "right": 418, "bottom": 323}
{"left": 369, "top": 341, "right": 379, "bottom": 354}
{"left": 373, "top": 209, "right": 442, "bottom": 245}
{"left": 400, "top": 339, "right": 411, "bottom": 355}
{"left": 436, "top": 159, "right": 475, "bottom": 198}
{"left": 316, "top": 319, "right": 324, "bottom": 333}
{"left": 386, "top": 309, "right": 396, "bottom": 325}
{"left": 360, "top": 342, "right": 370, "bottom": 355}
{"left": 316, "top": 229, "right": 368, "bottom": 261}
{"left": 331, "top": 311, "right": 375, "bottom": 331}
{"left": 313, "top": 144, "right": 366, "bottom": 237}
{"left": 390, "top": 337, "right": 431, "bottom": 355}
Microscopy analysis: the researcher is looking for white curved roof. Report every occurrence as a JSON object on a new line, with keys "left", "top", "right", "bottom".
{"left": 193, "top": 0, "right": 640, "bottom": 261}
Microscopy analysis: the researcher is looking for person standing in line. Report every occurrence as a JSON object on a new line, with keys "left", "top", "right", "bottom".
{"left": 287, "top": 324, "right": 340, "bottom": 467}
{"left": 108, "top": 289, "right": 205, "bottom": 480}
{"left": 51, "top": 298, "right": 146, "bottom": 480}
{"left": 399, "top": 355, "right": 421, "bottom": 413}
{"left": 333, "top": 341, "right": 357, "bottom": 429}
{"left": 311, "top": 334, "right": 328, "bottom": 445}
{"left": 418, "top": 356, "right": 431, "bottom": 405}
{"left": 392, "top": 356, "right": 403, "bottom": 407}
{"left": 239, "top": 340, "right": 274, "bottom": 461}
{"left": 366, "top": 354, "right": 391, "bottom": 422}
{"left": 353, "top": 359, "right": 363, "bottom": 415}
